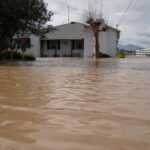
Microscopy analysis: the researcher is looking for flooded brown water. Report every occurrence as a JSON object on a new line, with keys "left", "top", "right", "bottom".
{"left": 0, "top": 57, "right": 150, "bottom": 150}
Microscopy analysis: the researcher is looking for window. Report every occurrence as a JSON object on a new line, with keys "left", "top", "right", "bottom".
{"left": 13, "top": 38, "right": 31, "bottom": 49}
{"left": 76, "top": 40, "right": 83, "bottom": 49}
{"left": 47, "top": 40, "right": 61, "bottom": 50}
{"left": 50, "top": 40, "right": 56, "bottom": 49}
{"left": 71, "top": 40, "right": 84, "bottom": 50}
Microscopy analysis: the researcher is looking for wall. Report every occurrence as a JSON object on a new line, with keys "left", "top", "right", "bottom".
{"left": 107, "top": 29, "right": 118, "bottom": 57}
{"left": 99, "top": 28, "right": 118, "bottom": 57}
{"left": 84, "top": 27, "right": 118, "bottom": 58}
{"left": 83, "top": 31, "right": 94, "bottom": 57}
{"left": 26, "top": 34, "right": 40, "bottom": 57}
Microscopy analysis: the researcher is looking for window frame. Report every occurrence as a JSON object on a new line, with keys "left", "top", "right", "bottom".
{"left": 47, "top": 40, "right": 61, "bottom": 50}
{"left": 71, "top": 39, "right": 84, "bottom": 50}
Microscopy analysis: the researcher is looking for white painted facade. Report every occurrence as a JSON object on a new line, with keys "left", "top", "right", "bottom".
{"left": 100, "top": 27, "right": 120, "bottom": 57}
{"left": 27, "top": 22, "right": 120, "bottom": 57}
{"left": 26, "top": 34, "right": 41, "bottom": 57}
{"left": 13, "top": 32, "right": 40, "bottom": 57}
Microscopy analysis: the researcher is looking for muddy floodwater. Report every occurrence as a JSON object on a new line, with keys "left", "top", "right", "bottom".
{"left": 0, "top": 57, "right": 150, "bottom": 150}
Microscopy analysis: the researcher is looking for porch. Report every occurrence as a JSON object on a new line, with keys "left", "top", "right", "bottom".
{"left": 40, "top": 39, "right": 84, "bottom": 57}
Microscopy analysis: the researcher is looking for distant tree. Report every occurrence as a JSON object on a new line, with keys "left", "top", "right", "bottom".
{"left": 82, "top": 2, "right": 106, "bottom": 58}
{"left": 0, "top": 0, "right": 53, "bottom": 57}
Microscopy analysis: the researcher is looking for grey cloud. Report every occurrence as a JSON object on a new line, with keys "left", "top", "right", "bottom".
{"left": 137, "top": 32, "right": 150, "bottom": 38}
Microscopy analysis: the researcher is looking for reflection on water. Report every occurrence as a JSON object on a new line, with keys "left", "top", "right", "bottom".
{"left": 0, "top": 58, "right": 150, "bottom": 150}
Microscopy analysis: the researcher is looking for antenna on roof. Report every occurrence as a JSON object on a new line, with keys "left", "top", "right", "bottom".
{"left": 100, "top": 0, "right": 103, "bottom": 18}
{"left": 67, "top": 6, "right": 70, "bottom": 23}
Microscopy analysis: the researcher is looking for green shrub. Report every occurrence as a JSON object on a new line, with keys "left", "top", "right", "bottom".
{"left": 1, "top": 49, "right": 23, "bottom": 60}
{"left": 13, "top": 51, "right": 24, "bottom": 60}
{"left": 1, "top": 49, "right": 35, "bottom": 61}
{"left": 116, "top": 51, "right": 125, "bottom": 58}
{"left": 93, "top": 52, "right": 111, "bottom": 58}
{"left": 24, "top": 53, "right": 36, "bottom": 61}
{"left": 1, "top": 49, "right": 11, "bottom": 60}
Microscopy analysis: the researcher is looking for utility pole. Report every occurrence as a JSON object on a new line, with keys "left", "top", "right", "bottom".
{"left": 67, "top": 6, "right": 70, "bottom": 23}
{"left": 100, "top": 0, "right": 103, "bottom": 18}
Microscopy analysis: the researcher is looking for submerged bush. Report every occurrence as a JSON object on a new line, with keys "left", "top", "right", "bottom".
{"left": 116, "top": 51, "right": 125, "bottom": 58}
{"left": 24, "top": 53, "right": 36, "bottom": 61}
{"left": 1, "top": 49, "right": 35, "bottom": 61}
{"left": 98, "top": 52, "right": 111, "bottom": 58}
{"left": 13, "top": 51, "right": 24, "bottom": 60}
{"left": 1, "top": 49, "right": 23, "bottom": 60}
{"left": 93, "top": 52, "right": 111, "bottom": 58}
{"left": 1, "top": 49, "right": 11, "bottom": 60}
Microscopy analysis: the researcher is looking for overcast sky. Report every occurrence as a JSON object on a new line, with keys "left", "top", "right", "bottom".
{"left": 45, "top": 0, "right": 150, "bottom": 48}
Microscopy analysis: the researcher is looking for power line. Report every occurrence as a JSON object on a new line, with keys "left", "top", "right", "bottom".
{"left": 126, "top": 0, "right": 138, "bottom": 19}
{"left": 117, "top": 0, "right": 134, "bottom": 27}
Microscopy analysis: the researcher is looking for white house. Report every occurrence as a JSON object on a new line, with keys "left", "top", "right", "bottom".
{"left": 16, "top": 22, "right": 120, "bottom": 57}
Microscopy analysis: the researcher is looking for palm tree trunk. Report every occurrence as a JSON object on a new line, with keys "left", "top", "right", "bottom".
{"left": 94, "top": 32, "right": 100, "bottom": 58}
{"left": 0, "top": 38, "right": 7, "bottom": 60}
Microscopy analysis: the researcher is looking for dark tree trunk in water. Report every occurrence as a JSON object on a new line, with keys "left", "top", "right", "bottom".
{"left": 0, "top": 39, "right": 7, "bottom": 60}
{"left": 0, "top": 37, "right": 13, "bottom": 60}
{"left": 94, "top": 32, "right": 100, "bottom": 58}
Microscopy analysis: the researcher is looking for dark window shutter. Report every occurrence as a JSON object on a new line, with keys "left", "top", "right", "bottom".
{"left": 27, "top": 38, "right": 31, "bottom": 48}
{"left": 57, "top": 40, "right": 60, "bottom": 50}
{"left": 71, "top": 40, "right": 75, "bottom": 49}
{"left": 82, "top": 39, "right": 84, "bottom": 49}
{"left": 47, "top": 40, "right": 50, "bottom": 50}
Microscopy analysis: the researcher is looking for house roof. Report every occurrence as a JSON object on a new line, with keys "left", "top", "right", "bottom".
{"left": 45, "top": 22, "right": 85, "bottom": 40}
{"left": 55, "top": 22, "right": 86, "bottom": 27}
{"left": 43, "top": 22, "right": 120, "bottom": 40}
{"left": 106, "top": 25, "right": 120, "bottom": 32}
{"left": 54, "top": 22, "right": 120, "bottom": 32}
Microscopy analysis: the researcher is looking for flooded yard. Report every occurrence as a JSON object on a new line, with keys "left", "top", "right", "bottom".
{"left": 0, "top": 57, "right": 150, "bottom": 150}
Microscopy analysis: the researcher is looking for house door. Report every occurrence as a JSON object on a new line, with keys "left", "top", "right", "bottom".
{"left": 61, "top": 40, "right": 71, "bottom": 57}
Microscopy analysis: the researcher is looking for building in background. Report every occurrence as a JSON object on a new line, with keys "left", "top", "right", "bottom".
{"left": 136, "top": 48, "right": 150, "bottom": 57}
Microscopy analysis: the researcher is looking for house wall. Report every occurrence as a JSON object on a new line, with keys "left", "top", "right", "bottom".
{"left": 26, "top": 34, "right": 40, "bottom": 57}
{"left": 84, "top": 31, "right": 94, "bottom": 57}
{"left": 99, "top": 28, "right": 118, "bottom": 57}
{"left": 107, "top": 29, "right": 118, "bottom": 57}
{"left": 84, "top": 27, "right": 118, "bottom": 57}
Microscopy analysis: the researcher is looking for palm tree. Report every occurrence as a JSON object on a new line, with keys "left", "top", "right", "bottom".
{"left": 82, "top": 3, "right": 106, "bottom": 58}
